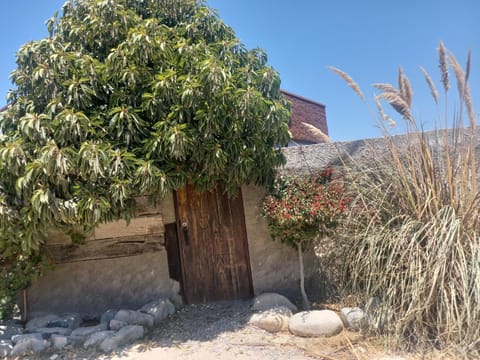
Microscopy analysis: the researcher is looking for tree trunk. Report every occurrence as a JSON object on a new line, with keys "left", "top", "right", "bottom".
{"left": 298, "top": 242, "right": 311, "bottom": 310}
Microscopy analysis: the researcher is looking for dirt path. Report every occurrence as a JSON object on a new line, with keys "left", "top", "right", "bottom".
{"left": 111, "top": 300, "right": 316, "bottom": 360}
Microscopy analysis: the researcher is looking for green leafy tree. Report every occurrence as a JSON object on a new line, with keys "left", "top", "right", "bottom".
{"left": 262, "top": 170, "right": 348, "bottom": 310}
{"left": 0, "top": 0, "right": 291, "bottom": 318}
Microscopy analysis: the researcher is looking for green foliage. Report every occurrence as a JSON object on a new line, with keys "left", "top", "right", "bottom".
{"left": 0, "top": 253, "right": 43, "bottom": 319}
{"left": 262, "top": 169, "right": 348, "bottom": 250}
{"left": 0, "top": 0, "right": 291, "bottom": 319}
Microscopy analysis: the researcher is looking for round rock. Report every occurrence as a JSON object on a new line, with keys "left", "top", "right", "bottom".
{"left": 289, "top": 310, "right": 344, "bottom": 337}
{"left": 138, "top": 298, "right": 175, "bottom": 326}
{"left": 26, "top": 314, "right": 61, "bottom": 332}
{"left": 249, "top": 306, "right": 292, "bottom": 333}
{"left": 340, "top": 307, "right": 367, "bottom": 331}
{"left": 251, "top": 293, "right": 298, "bottom": 313}
{"left": 113, "top": 310, "right": 154, "bottom": 328}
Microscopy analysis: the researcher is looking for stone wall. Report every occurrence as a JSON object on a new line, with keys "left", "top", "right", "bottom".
{"left": 282, "top": 127, "right": 480, "bottom": 174}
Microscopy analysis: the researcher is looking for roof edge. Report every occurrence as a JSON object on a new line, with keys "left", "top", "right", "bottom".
{"left": 280, "top": 89, "right": 326, "bottom": 108}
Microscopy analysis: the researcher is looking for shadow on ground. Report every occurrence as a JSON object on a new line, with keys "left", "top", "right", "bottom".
{"left": 146, "top": 299, "right": 252, "bottom": 345}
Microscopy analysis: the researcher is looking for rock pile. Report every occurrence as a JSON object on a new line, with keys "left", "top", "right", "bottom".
{"left": 249, "top": 293, "right": 369, "bottom": 338}
{"left": 0, "top": 298, "right": 175, "bottom": 357}
{"left": 1, "top": 293, "right": 373, "bottom": 357}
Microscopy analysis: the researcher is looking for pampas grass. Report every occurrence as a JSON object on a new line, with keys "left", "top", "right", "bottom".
{"left": 449, "top": 50, "right": 476, "bottom": 126}
{"left": 302, "top": 122, "right": 331, "bottom": 143}
{"left": 329, "top": 66, "right": 365, "bottom": 101}
{"left": 420, "top": 66, "right": 439, "bottom": 104}
{"left": 375, "top": 89, "right": 413, "bottom": 124}
{"left": 438, "top": 41, "right": 450, "bottom": 93}
{"left": 333, "top": 42, "right": 480, "bottom": 355}
{"left": 398, "top": 66, "right": 413, "bottom": 107}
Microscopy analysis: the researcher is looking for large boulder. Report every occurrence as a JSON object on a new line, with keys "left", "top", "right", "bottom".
{"left": 251, "top": 293, "right": 298, "bottom": 313}
{"left": 249, "top": 306, "right": 292, "bottom": 333}
{"left": 113, "top": 310, "right": 154, "bottom": 328}
{"left": 289, "top": 310, "right": 344, "bottom": 337}
{"left": 99, "top": 325, "right": 144, "bottom": 353}
{"left": 138, "top": 298, "right": 175, "bottom": 325}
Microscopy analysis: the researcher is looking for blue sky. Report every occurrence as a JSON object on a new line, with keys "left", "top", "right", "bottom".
{"left": 1, "top": 0, "right": 478, "bottom": 141}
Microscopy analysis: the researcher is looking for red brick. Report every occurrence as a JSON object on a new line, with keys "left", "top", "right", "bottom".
{"left": 281, "top": 90, "right": 328, "bottom": 144}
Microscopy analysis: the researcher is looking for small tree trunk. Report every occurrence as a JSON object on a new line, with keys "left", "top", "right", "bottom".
{"left": 298, "top": 242, "right": 311, "bottom": 310}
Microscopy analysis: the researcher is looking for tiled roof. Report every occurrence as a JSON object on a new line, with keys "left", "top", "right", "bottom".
{"left": 281, "top": 90, "right": 328, "bottom": 144}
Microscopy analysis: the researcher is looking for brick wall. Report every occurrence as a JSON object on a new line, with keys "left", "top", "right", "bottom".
{"left": 281, "top": 90, "right": 328, "bottom": 144}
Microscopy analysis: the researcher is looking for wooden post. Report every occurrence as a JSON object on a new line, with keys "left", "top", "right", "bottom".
{"left": 23, "top": 288, "right": 28, "bottom": 322}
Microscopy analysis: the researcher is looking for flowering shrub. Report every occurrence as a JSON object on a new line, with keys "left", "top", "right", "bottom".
{"left": 262, "top": 169, "right": 348, "bottom": 250}
{"left": 262, "top": 168, "right": 348, "bottom": 309}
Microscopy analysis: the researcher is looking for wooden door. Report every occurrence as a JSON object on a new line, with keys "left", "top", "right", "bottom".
{"left": 174, "top": 184, "right": 253, "bottom": 303}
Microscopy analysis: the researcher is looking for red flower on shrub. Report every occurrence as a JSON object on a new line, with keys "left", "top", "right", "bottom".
{"left": 262, "top": 170, "right": 349, "bottom": 248}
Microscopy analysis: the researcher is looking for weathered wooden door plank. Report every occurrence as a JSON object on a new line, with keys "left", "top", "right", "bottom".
{"left": 174, "top": 184, "right": 253, "bottom": 303}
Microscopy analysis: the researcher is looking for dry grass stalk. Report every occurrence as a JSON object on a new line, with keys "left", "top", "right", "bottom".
{"left": 329, "top": 66, "right": 365, "bottom": 101}
{"left": 465, "top": 49, "right": 471, "bottom": 83}
{"left": 464, "top": 85, "right": 475, "bottom": 127}
{"left": 376, "top": 91, "right": 413, "bottom": 124}
{"left": 398, "top": 67, "right": 413, "bottom": 107}
{"left": 438, "top": 41, "right": 450, "bottom": 92}
{"left": 420, "top": 66, "right": 439, "bottom": 104}
{"left": 302, "top": 122, "right": 332, "bottom": 143}
{"left": 372, "top": 82, "right": 413, "bottom": 124}
{"left": 449, "top": 51, "right": 476, "bottom": 127}
{"left": 372, "top": 83, "right": 397, "bottom": 94}
{"left": 448, "top": 52, "right": 466, "bottom": 102}
{"left": 374, "top": 96, "right": 396, "bottom": 128}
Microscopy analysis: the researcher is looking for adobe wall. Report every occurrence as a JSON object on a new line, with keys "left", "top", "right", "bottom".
{"left": 27, "top": 252, "right": 180, "bottom": 318}
{"left": 27, "top": 184, "right": 313, "bottom": 316}
{"left": 27, "top": 194, "right": 180, "bottom": 317}
{"left": 30, "top": 130, "right": 461, "bottom": 316}
{"left": 242, "top": 184, "right": 317, "bottom": 300}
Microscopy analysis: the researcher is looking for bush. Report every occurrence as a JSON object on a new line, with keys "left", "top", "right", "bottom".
{"left": 334, "top": 42, "right": 480, "bottom": 353}
{"left": 262, "top": 169, "right": 348, "bottom": 309}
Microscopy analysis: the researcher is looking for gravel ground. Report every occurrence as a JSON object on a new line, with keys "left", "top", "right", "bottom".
{"left": 24, "top": 300, "right": 413, "bottom": 360}
{"left": 133, "top": 300, "right": 317, "bottom": 360}
{"left": 32, "top": 300, "right": 317, "bottom": 360}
